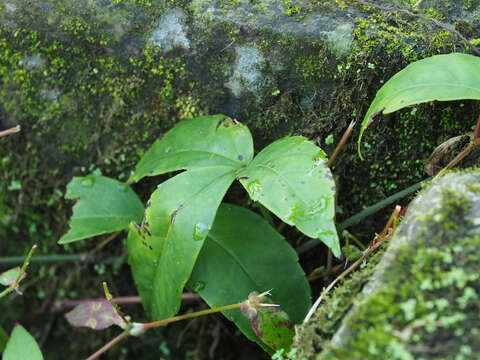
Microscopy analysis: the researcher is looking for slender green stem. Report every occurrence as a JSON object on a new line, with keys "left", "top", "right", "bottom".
{"left": 103, "top": 282, "right": 130, "bottom": 327}
{"left": 0, "top": 245, "right": 37, "bottom": 299}
{"left": 296, "top": 178, "right": 430, "bottom": 255}
{"left": 140, "top": 302, "right": 244, "bottom": 331}
{"left": 0, "top": 286, "right": 14, "bottom": 299}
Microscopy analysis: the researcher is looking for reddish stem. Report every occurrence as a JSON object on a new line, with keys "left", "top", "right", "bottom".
{"left": 474, "top": 114, "right": 480, "bottom": 140}
{"left": 55, "top": 294, "right": 200, "bottom": 311}
{"left": 85, "top": 330, "right": 128, "bottom": 360}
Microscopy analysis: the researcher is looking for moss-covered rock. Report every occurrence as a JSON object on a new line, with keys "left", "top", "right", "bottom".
{"left": 1, "top": 0, "right": 479, "bottom": 249}
{"left": 295, "top": 170, "right": 480, "bottom": 359}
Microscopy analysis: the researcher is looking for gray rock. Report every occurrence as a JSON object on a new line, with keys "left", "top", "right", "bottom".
{"left": 296, "top": 170, "right": 480, "bottom": 359}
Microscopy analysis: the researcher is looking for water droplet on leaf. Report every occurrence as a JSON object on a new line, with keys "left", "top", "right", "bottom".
{"left": 192, "top": 281, "right": 205, "bottom": 292}
{"left": 193, "top": 222, "right": 210, "bottom": 241}
{"left": 81, "top": 176, "right": 94, "bottom": 188}
{"left": 116, "top": 183, "right": 129, "bottom": 192}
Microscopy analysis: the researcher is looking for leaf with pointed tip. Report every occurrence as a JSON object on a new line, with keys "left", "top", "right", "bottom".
{"left": 128, "top": 168, "right": 238, "bottom": 320}
{"left": 238, "top": 137, "right": 340, "bottom": 257}
{"left": 3, "top": 325, "right": 43, "bottom": 360}
{"left": 128, "top": 115, "right": 253, "bottom": 183}
{"left": 188, "top": 204, "right": 310, "bottom": 353}
{"left": 358, "top": 53, "right": 480, "bottom": 159}
{"left": 65, "top": 300, "right": 125, "bottom": 330}
{"left": 59, "top": 174, "right": 144, "bottom": 244}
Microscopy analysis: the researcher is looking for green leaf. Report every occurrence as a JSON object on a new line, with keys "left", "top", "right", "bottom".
{"left": 0, "top": 325, "right": 8, "bottom": 353}
{"left": 358, "top": 53, "right": 480, "bottom": 159}
{"left": 127, "top": 169, "right": 238, "bottom": 320}
{"left": 128, "top": 115, "right": 253, "bottom": 183}
{"left": 188, "top": 204, "right": 311, "bottom": 352}
{"left": 128, "top": 115, "right": 253, "bottom": 320}
{"left": 239, "top": 137, "right": 340, "bottom": 257}
{"left": 3, "top": 325, "right": 43, "bottom": 360}
{"left": 59, "top": 174, "right": 144, "bottom": 244}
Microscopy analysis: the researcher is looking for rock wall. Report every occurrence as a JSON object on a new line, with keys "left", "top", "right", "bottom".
{"left": 0, "top": 0, "right": 479, "bottom": 262}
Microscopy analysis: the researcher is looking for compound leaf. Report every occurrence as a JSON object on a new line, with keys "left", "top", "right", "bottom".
{"left": 358, "top": 53, "right": 480, "bottom": 158}
{"left": 239, "top": 137, "right": 340, "bottom": 257}
{"left": 128, "top": 115, "right": 253, "bottom": 320}
{"left": 128, "top": 115, "right": 253, "bottom": 183}
{"left": 188, "top": 203, "right": 310, "bottom": 352}
{"left": 59, "top": 174, "right": 144, "bottom": 244}
{"left": 3, "top": 325, "right": 43, "bottom": 360}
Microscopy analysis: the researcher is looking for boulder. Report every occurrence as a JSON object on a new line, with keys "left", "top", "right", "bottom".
{"left": 295, "top": 170, "right": 480, "bottom": 359}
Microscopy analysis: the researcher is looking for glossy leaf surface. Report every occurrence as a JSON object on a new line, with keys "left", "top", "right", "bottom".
{"left": 59, "top": 174, "right": 144, "bottom": 244}
{"left": 65, "top": 300, "right": 125, "bottom": 330}
{"left": 239, "top": 137, "right": 340, "bottom": 257}
{"left": 188, "top": 204, "right": 310, "bottom": 351}
{"left": 358, "top": 53, "right": 480, "bottom": 158}
{"left": 3, "top": 325, "right": 43, "bottom": 360}
{"left": 128, "top": 115, "right": 253, "bottom": 320}
{"left": 128, "top": 115, "right": 253, "bottom": 183}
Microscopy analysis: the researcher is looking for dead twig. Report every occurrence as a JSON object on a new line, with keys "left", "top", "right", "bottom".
{"left": 304, "top": 205, "right": 401, "bottom": 323}
{"left": 0, "top": 125, "right": 21, "bottom": 138}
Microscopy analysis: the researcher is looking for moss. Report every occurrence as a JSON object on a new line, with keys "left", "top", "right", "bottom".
{"left": 295, "top": 175, "right": 480, "bottom": 359}
{"left": 293, "top": 246, "right": 385, "bottom": 359}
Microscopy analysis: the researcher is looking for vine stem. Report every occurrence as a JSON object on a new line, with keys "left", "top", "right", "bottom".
{"left": 86, "top": 292, "right": 276, "bottom": 359}
{"left": 54, "top": 294, "right": 200, "bottom": 310}
{"left": 139, "top": 302, "right": 244, "bottom": 331}
{"left": 85, "top": 330, "right": 129, "bottom": 360}
{"left": 0, "top": 245, "right": 37, "bottom": 299}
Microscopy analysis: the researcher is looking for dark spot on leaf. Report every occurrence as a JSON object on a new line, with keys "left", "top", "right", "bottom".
{"left": 400, "top": 99, "right": 405, "bottom": 103}
{"left": 291, "top": 194, "right": 295, "bottom": 198}
{"left": 281, "top": 184, "right": 286, "bottom": 187}
{"left": 261, "top": 193, "right": 265, "bottom": 197}
{"left": 149, "top": 170, "right": 153, "bottom": 175}
{"left": 297, "top": 148, "right": 301, "bottom": 151}
{"left": 326, "top": 174, "right": 333, "bottom": 180}
{"left": 322, "top": 162, "right": 328, "bottom": 168}
{"left": 300, "top": 180, "right": 305, "bottom": 184}
{"left": 284, "top": 197, "right": 288, "bottom": 201}
{"left": 331, "top": 186, "right": 336, "bottom": 192}
{"left": 238, "top": 155, "right": 244, "bottom": 161}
